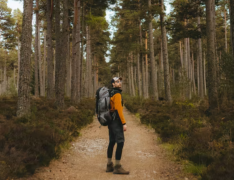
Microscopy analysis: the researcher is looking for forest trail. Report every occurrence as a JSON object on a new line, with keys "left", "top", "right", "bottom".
{"left": 21, "top": 108, "right": 197, "bottom": 180}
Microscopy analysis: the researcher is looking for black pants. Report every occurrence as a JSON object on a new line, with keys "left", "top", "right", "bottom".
{"left": 107, "top": 117, "right": 125, "bottom": 160}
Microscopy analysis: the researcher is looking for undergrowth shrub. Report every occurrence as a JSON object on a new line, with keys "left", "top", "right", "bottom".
{"left": 0, "top": 97, "right": 95, "bottom": 179}
{"left": 124, "top": 95, "right": 234, "bottom": 179}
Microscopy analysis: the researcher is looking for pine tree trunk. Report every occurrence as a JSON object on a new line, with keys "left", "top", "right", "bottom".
{"left": 204, "top": 51, "right": 207, "bottom": 95}
{"left": 160, "top": 0, "right": 172, "bottom": 103}
{"left": 197, "top": 53, "right": 200, "bottom": 95}
{"left": 76, "top": 0, "right": 81, "bottom": 102}
{"left": 179, "top": 41, "right": 183, "bottom": 67}
{"left": 206, "top": 0, "right": 218, "bottom": 109}
{"left": 230, "top": 0, "right": 234, "bottom": 56}
{"left": 35, "top": 0, "right": 39, "bottom": 97}
{"left": 80, "top": 2, "right": 85, "bottom": 98}
{"left": 137, "top": 48, "right": 142, "bottom": 97}
{"left": 145, "top": 32, "right": 149, "bottom": 98}
{"left": 43, "top": 31, "right": 46, "bottom": 96}
{"left": 34, "top": 40, "right": 39, "bottom": 97}
{"left": 139, "top": 21, "right": 146, "bottom": 98}
{"left": 148, "top": 0, "right": 158, "bottom": 100}
{"left": 46, "top": 0, "right": 54, "bottom": 99}
{"left": 17, "top": 0, "right": 33, "bottom": 117}
{"left": 86, "top": 25, "right": 90, "bottom": 97}
{"left": 66, "top": 33, "right": 71, "bottom": 97}
{"left": 38, "top": 22, "right": 43, "bottom": 96}
{"left": 128, "top": 57, "right": 132, "bottom": 96}
{"left": 71, "top": 0, "right": 78, "bottom": 102}
{"left": 224, "top": 8, "right": 228, "bottom": 53}
{"left": 198, "top": 17, "right": 204, "bottom": 98}
{"left": 55, "top": 0, "right": 68, "bottom": 108}
{"left": 184, "top": 38, "right": 188, "bottom": 76}
{"left": 131, "top": 53, "right": 136, "bottom": 96}
{"left": 3, "top": 56, "right": 7, "bottom": 93}
{"left": 17, "top": 40, "right": 21, "bottom": 90}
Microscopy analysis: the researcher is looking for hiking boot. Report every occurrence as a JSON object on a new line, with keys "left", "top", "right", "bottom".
{"left": 106, "top": 162, "right": 114, "bottom": 172}
{"left": 113, "top": 164, "right": 129, "bottom": 175}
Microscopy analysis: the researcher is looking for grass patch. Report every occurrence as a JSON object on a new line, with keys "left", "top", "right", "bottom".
{"left": 183, "top": 161, "right": 206, "bottom": 176}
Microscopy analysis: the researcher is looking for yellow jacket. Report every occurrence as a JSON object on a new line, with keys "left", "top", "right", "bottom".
{"left": 110, "top": 93, "right": 126, "bottom": 125}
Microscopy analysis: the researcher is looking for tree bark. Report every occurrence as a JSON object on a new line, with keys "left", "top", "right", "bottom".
{"left": 66, "top": 32, "right": 71, "bottom": 97}
{"left": 230, "top": 0, "right": 234, "bottom": 56}
{"left": 17, "top": 0, "right": 33, "bottom": 117}
{"left": 43, "top": 31, "right": 46, "bottom": 96}
{"left": 46, "top": 0, "right": 54, "bottom": 99}
{"left": 17, "top": 40, "right": 21, "bottom": 90}
{"left": 38, "top": 22, "right": 43, "bottom": 96}
{"left": 137, "top": 47, "right": 142, "bottom": 97}
{"left": 179, "top": 41, "right": 183, "bottom": 68}
{"left": 198, "top": 16, "right": 204, "bottom": 98}
{"left": 76, "top": 0, "right": 81, "bottom": 102}
{"left": 206, "top": 0, "right": 218, "bottom": 109}
{"left": 160, "top": 0, "right": 172, "bottom": 103}
{"left": 131, "top": 53, "right": 136, "bottom": 96}
{"left": 71, "top": 0, "right": 78, "bottom": 102}
{"left": 55, "top": 0, "right": 68, "bottom": 108}
{"left": 34, "top": 39, "right": 39, "bottom": 97}
{"left": 145, "top": 32, "right": 149, "bottom": 98}
{"left": 148, "top": 0, "right": 158, "bottom": 100}
{"left": 224, "top": 8, "right": 228, "bottom": 53}
{"left": 35, "top": 0, "right": 39, "bottom": 97}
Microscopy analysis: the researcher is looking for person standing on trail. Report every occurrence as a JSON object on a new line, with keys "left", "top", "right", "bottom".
{"left": 106, "top": 77, "right": 129, "bottom": 175}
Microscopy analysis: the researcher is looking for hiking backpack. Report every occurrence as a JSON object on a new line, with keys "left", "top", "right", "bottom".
{"left": 96, "top": 87, "right": 113, "bottom": 126}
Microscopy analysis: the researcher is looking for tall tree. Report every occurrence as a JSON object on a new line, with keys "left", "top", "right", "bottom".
{"left": 34, "top": 0, "right": 39, "bottom": 97}
{"left": 55, "top": 0, "right": 68, "bottom": 108}
{"left": 230, "top": 0, "right": 234, "bottom": 56}
{"left": 197, "top": 16, "right": 204, "bottom": 98}
{"left": 160, "top": 0, "right": 172, "bottom": 103}
{"left": 148, "top": 0, "right": 158, "bottom": 100}
{"left": 17, "top": 0, "right": 33, "bottom": 117}
{"left": 206, "top": 0, "right": 218, "bottom": 109}
{"left": 46, "top": 0, "right": 54, "bottom": 99}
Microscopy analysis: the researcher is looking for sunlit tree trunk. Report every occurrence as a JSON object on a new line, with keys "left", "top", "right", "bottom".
{"left": 17, "top": 0, "right": 33, "bottom": 117}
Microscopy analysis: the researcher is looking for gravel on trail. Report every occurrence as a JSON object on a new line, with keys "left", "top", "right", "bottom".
{"left": 21, "top": 108, "right": 197, "bottom": 180}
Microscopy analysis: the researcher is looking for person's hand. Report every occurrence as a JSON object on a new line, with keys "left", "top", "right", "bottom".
{"left": 123, "top": 124, "right": 127, "bottom": 131}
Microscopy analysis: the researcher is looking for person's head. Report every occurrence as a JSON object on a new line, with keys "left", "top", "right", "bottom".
{"left": 111, "top": 77, "right": 122, "bottom": 89}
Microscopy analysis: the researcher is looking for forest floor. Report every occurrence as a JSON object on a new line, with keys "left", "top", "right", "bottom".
{"left": 19, "top": 108, "right": 197, "bottom": 180}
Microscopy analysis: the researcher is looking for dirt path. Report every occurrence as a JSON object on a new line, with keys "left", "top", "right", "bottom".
{"left": 22, "top": 108, "right": 197, "bottom": 180}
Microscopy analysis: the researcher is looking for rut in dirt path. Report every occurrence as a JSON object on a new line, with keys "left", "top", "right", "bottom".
{"left": 22, "top": 108, "right": 197, "bottom": 180}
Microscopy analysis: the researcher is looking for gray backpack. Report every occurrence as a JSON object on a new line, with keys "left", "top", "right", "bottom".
{"left": 95, "top": 87, "right": 113, "bottom": 126}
